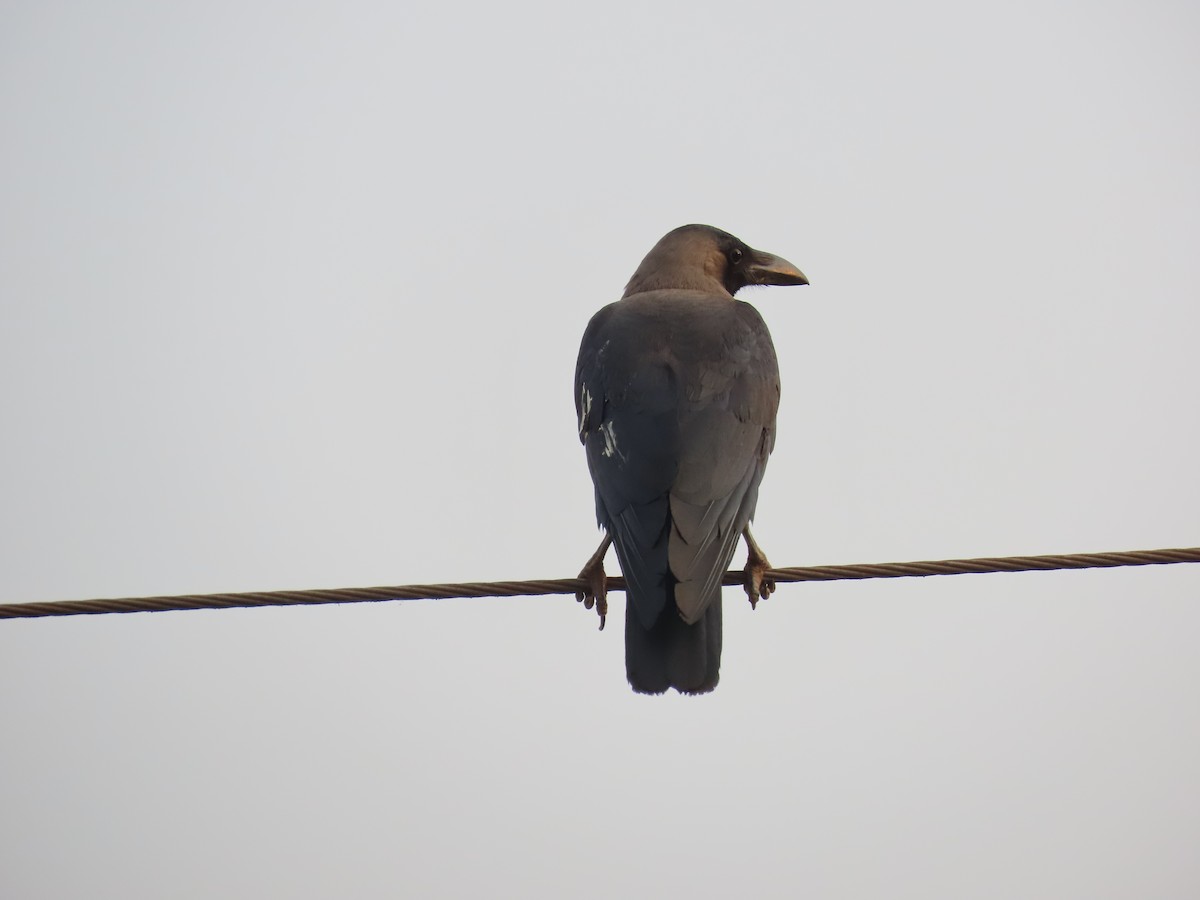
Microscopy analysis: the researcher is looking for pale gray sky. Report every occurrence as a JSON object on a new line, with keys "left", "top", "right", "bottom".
{"left": 2, "top": 1, "right": 1198, "bottom": 897}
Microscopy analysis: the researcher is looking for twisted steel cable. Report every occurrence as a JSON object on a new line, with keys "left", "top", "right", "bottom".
{"left": 1, "top": 547, "right": 1197, "bottom": 621}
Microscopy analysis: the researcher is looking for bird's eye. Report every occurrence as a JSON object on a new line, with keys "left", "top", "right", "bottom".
{"left": 729, "top": 247, "right": 744, "bottom": 264}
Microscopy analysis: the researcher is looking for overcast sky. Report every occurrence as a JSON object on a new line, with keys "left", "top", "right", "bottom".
{"left": 2, "top": 1, "right": 1198, "bottom": 897}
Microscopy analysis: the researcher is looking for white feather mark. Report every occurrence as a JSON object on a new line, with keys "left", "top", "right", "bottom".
{"left": 600, "top": 420, "right": 623, "bottom": 460}
{"left": 578, "top": 385, "right": 592, "bottom": 436}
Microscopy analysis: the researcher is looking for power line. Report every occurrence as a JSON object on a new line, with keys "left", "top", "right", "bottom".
{"left": 1, "top": 547, "right": 1197, "bottom": 621}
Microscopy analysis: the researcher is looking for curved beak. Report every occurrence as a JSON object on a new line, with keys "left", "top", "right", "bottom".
{"left": 746, "top": 249, "right": 808, "bottom": 286}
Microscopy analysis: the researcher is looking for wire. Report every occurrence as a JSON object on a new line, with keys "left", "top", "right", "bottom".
{"left": 1, "top": 547, "right": 1197, "bottom": 621}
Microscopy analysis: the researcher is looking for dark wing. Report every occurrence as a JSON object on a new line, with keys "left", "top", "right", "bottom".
{"left": 666, "top": 298, "right": 779, "bottom": 622}
{"left": 575, "top": 292, "right": 779, "bottom": 628}
{"left": 575, "top": 299, "right": 681, "bottom": 628}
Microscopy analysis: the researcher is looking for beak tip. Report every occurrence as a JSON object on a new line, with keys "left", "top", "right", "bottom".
{"left": 749, "top": 250, "right": 808, "bottom": 287}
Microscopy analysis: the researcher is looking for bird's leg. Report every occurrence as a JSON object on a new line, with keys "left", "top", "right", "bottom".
{"left": 742, "top": 526, "right": 775, "bottom": 609}
{"left": 576, "top": 533, "right": 612, "bottom": 630}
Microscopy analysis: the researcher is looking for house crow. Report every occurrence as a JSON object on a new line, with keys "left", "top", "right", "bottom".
{"left": 574, "top": 224, "right": 807, "bottom": 694}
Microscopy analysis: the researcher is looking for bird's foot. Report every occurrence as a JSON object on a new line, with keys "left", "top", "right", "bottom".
{"left": 576, "top": 535, "right": 612, "bottom": 630}
{"left": 742, "top": 527, "right": 775, "bottom": 610}
{"left": 576, "top": 560, "right": 608, "bottom": 630}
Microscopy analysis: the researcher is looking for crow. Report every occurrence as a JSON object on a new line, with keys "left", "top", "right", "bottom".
{"left": 575, "top": 225, "right": 807, "bottom": 694}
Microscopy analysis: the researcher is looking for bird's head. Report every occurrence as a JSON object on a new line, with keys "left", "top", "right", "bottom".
{"left": 623, "top": 224, "right": 808, "bottom": 299}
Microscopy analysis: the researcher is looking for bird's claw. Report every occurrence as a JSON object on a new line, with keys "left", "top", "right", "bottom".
{"left": 743, "top": 552, "right": 776, "bottom": 610}
{"left": 741, "top": 526, "right": 777, "bottom": 610}
{"left": 576, "top": 560, "right": 608, "bottom": 631}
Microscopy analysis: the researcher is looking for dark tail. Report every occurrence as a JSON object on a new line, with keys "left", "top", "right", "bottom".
{"left": 625, "top": 595, "right": 722, "bottom": 695}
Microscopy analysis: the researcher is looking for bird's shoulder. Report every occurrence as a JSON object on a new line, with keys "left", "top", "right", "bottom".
{"left": 582, "top": 291, "right": 774, "bottom": 364}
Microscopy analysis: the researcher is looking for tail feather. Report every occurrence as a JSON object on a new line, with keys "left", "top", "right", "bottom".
{"left": 625, "top": 589, "right": 722, "bottom": 695}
